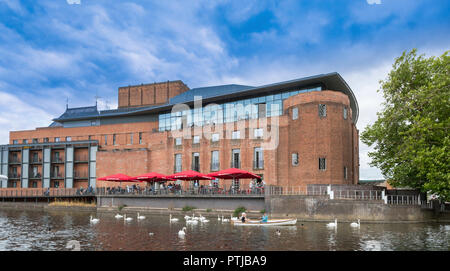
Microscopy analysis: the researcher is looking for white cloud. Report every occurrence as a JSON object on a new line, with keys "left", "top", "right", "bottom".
{"left": 367, "top": 0, "right": 382, "bottom": 4}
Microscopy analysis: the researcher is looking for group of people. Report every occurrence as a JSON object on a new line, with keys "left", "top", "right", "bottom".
{"left": 239, "top": 212, "right": 269, "bottom": 223}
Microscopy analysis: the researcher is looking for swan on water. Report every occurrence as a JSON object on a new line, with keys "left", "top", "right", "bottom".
{"left": 231, "top": 215, "right": 238, "bottom": 221}
{"left": 137, "top": 213, "right": 146, "bottom": 220}
{"left": 178, "top": 227, "right": 187, "bottom": 236}
{"left": 217, "top": 215, "right": 221, "bottom": 221}
{"left": 275, "top": 229, "right": 281, "bottom": 236}
{"left": 124, "top": 214, "right": 133, "bottom": 222}
{"left": 115, "top": 214, "right": 123, "bottom": 219}
{"left": 90, "top": 215, "right": 99, "bottom": 224}
{"left": 326, "top": 219, "right": 337, "bottom": 228}
{"left": 350, "top": 219, "right": 360, "bottom": 228}
{"left": 221, "top": 216, "right": 230, "bottom": 222}
{"left": 170, "top": 214, "right": 179, "bottom": 222}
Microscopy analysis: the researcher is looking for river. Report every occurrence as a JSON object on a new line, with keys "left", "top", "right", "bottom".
{"left": 0, "top": 208, "right": 448, "bottom": 251}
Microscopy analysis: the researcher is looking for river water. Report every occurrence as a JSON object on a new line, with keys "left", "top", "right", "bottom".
{"left": 0, "top": 209, "right": 448, "bottom": 251}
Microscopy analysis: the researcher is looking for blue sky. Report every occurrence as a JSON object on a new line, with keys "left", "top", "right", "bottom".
{"left": 0, "top": 0, "right": 449, "bottom": 179}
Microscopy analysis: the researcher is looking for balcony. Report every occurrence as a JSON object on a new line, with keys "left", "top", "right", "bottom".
{"left": 74, "top": 155, "right": 89, "bottom": 163}
{"left": 8, "top": 158, "right": 21, "bottom": 164}
{"left": 8, "top": 173, "right": 21, "bottom": 179}
{"left": 50, "top": 173, "right": 64, "bottom": 179}
{"left": 29, "top": 172, "right": 42, "bottom": 179}
{"left": 30, "top": 158, "right": 43, "bottom": 164}
{"left": 74, "top": 171, "right": 88, "bottom": 179}
{"left": 51, "top": 157, "right": 65, "bottom": 164}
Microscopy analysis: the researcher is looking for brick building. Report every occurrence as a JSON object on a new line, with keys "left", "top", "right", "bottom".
{"left": 0, "top": 72, "right": 359, "bottom": 190}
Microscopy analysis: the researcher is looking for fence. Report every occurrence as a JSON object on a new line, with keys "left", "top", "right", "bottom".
{"left": 265, "top": 185, "right": 327, "bottom": 196}
{"left": 0, "top": 188, "right": 83, "bottom": 198}
{"left": 333, "top": 189, "right": 383, "bottom": 200}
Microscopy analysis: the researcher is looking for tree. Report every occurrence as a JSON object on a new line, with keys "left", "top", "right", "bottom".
{"left": 361, "top": 49, "right": 449, "bottom": 201}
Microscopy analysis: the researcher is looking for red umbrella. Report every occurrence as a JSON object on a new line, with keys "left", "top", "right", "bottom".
{"left": 97, "top": 173, "right": 135, "bottom": 182}
{"left": 207, "top": 168, "right": 261, "bottom": 180}
{"left": 167, "top": 170, "right": 214, "bottom": 181}
{"left": 132, "top": 172, "right": 174, "bottom": 182}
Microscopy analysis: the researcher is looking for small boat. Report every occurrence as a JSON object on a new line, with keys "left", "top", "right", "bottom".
{"left": 232, "top": 218, "right": 297, "bottom": 226}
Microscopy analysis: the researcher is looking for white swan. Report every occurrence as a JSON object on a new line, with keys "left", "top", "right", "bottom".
{"left": 221, "top": 215, "right": 230, "bottom": 222}
{"left": 350, "top": 219, "right": 360, "bottom": 228}
{"left": 184, "top": 215, "right": 191, "bottom": 220}
{"left": 186, "top": 219, "right": 198, "bottom": 225}
{"left": 178, "top": 227, "right": 187, "bottom": 236}
{"left": 149, "top": 232, "right": 154, "bottom": 236}
{"left": 114, "top": 214, "right": 123, "bottom": 219}
{"left": 217, "top": 215, "right": 221, "bottom": 221}
{"left": 124, "top": 214, "right": 133, "bottom": 222}
{"left": 90, "top": 215, "right": 99, "bottom": 224}
{"left": 231, "top": 215, "right": 238, "bottom": 221}
{"left": 170, "top": 214, "right": 179, "bottom": 222}
{"left": 275, "top": 229, "right": 281, "bottom": 236}
{"left": 137, "top": 213, "right": 146, "bottom": 220}
{"left": 326, "top": 219, "right": 337, "bottom": 228}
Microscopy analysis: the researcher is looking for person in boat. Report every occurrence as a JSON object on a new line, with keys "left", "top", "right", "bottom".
{"left": 261, "top": 213, "right": 268, "bottom": 223}
{"left": 241, "top": 212, "right": 247, "bottom": 223}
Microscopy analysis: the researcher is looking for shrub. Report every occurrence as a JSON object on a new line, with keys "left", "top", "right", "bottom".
{"left": 260, "top": 209, "right": 266, "bottom": 214}
{"left": 182, "top": 205, "right": 196, "bottom": 212}
{"left": 206, "top": 208, "right": 212, "bottom": 212}
{"left": 118, "top": 204, "right": 127, "bottom": 211}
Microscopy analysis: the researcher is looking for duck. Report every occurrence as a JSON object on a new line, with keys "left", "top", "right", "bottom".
{"left": 137, "top": 213, "right": 146, "bottom": 220}
{"left": 90, "top": 215, "right": 99, "bottom": 224}
{"left": 178, "top": 227, "right": 187, "bottom": 236}
{"left": 170, "top": 214, "right": 179, "bottom": 222}
{"left": 275, "top": 229, "right": 281, "bottom": 236}
{"left": 326, "top": 219, "right": 337, "bottom": 228}
{"left": 115, "top": 214, "right": 123, "bottom": 219}
{"left": 124, "top": 214, "right": 133, "bottom": 222}
{"left": 350, "top": 219, "right": 360, "bottom": 228}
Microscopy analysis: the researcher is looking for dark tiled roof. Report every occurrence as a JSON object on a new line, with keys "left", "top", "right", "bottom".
{"left": 56, "top": 105, "right": 99, "bottom": 120}
{"left": 169, "top": 84, "right": 254, "bottom": 104}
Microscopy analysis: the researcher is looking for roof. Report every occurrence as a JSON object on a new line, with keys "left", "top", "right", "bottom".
{"left": 53, "top": 72, "right": 359, "bottom": 123}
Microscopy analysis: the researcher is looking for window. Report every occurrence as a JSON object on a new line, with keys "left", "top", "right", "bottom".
{"left": 211, "top": 150, "right": 219, "bottom": 171}
{"left": 130, "top": 134, "right": 133, "bottom": 145}
{"left": 319, "top": 158, "right": 326, "bottom": 171}
{"left": 192, "top": 153, "right": 200, "bottom": 171}
{"left": 292, "top": 107, "right": 298, "bottom": 120}
{"left": 32, "top": 138, "right": 38, "bottom": 144}
{"left": 343, "top": 107, "right": 348, "bottom": 120}
{"left": 104, "top": 135, "right": 107, "bottom": 145}
{"left": 193, "top": 135, "right": 200, "bottom": 144}
{"left": 174, "top": 154, "right": 182, "bottom": 172}
{"left": 344, "top": 166, "right": 348, "bottom": 180}
{"left": 254, "top": 128, "right": 263, "bottom": 139}
{"left": 55, "top": 137, "right": 60, "bottom": 143}
{"left": 232, "top": 149, "right": 240, "bottom": 168}
{"left": 12, "top": 140, "right": 18, "bottom": 144}
{"left": 175, "top": 137, "right": 182, "bottom": 146}
{"left": 113, "top": 134, "right": 116, "bottom": 145}
{"left": 253, "top": 147, "right": 264, "bottom": 169}
{"left": 211, "top": 133, "right": 219, "bottom": 142}
{"left": 292, "top": 153, "right": 299, "bottom": 166}
{"left": 32, "top": 181, "right": 37, "bottom": 188}
{"left": 23, "top": 139, "right": 28, "bottom": 144}
{"left": 91, "top": 120, "right": 96, "bottom": 126}
{"left": 139, "top": 132, "right": 143, "bottom": 144}
{"left": 66, "top": 136, "right": 72, "bottom": 142}
{"left": 232, "top": 130, "right": 240, "bottom": 140}
{"left": 318, "top": 104, "right": 327, "bottom": 118}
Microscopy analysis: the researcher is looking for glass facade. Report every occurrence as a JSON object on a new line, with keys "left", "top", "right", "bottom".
{"left": 158, "top": 86, "right": 322, "bottom": 131}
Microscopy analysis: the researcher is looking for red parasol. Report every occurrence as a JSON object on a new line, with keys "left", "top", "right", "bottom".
{"left": 132, "top": 172, "right": 174, "bottom": 182}
{"left": 97, "top": 173, "right": 135, "bottom": 182}
{"left": 167, "top": 170, "right": 214, "bottom": 181}
{"left": 207, "top": 168, "right": 261, "bottom": 180}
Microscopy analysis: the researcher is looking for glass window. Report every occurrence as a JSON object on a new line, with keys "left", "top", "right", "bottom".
{"left": 174, "top": 154, "right": 182, "bottom": 173}
{"left": 139, "top": 132, "right": 143, "bottom": 144}
{"left": 211, "top": 150, "right": 220, "bottom": 171}
{"left": 66, "top": 136, "right": 72, "bottom": 142}
{"left": 254, "top": 128, "right": 263, "bottom": 139}
{"left": 55, "top": 137, "right": 60, "bottom": 143}
{"left": 253, "top": 147, "right": 264, "bottom": 169}
{"left": 113, "top": 134, "right": 116, "bottom": 145}
{"left": 343, "top": 107, "right": 348, "bottom": 120}
{"left": 32, "top": 138, "right": 38, "bottom": 144}
{"left": 130, "top": 134, "right": 133, "bottom": 145}
{"left": 175, "top": 137, "right": 182, "bottom": 146}
{"left": 344, "top": 166, "right": 348, "bottom": 179}
{"left": 232, "top": 130, "right": 240, "bottom": 140}
{"left": 292, "top": 107, "right": 298, "bottom": 120}
{"left": 212, "top": 133, "right": 219, "bottom": 142}
{"left": 292, "top": 153, "right": 299, "bottom": 166}
{"left": 193, "top": 135, "right": 200, "bottom": 144}
{"left": 23, "top": 139, "right": 28, "bottom": 144}
{"left": 12, "top": 140, "right": 18, "bottom": 144}
{"left": 44, "top": 138, "right": 49, "bottom": 143}
{"left": 319, "top": 158, "right": 326, "bottom": 171}
{"left": 104, "top": 135, "right": 107, "bottom": 145}
{"left": 281, "top": 92, "right": 290, "bottom": 99}
{"left": 319, "top": 104, "right": 327, "bottom": 118}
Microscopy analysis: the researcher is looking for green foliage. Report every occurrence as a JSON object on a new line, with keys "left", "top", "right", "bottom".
{"left": 260, "top": 209, "right": 266, "bottom": 214}
{"left": 361, "top": 49, "right": 450, "bottom": 200}
{"left": 182, "top": 205, "right": 196, "bottom": 212}
{"left": 233, "top": 206, "right": 247, "bottom": 217}
{"left": 206, "top": 208, "right": 212, "bottom": 212}
{"left": 118, "top": 204, "right": 127, "bottom": 211}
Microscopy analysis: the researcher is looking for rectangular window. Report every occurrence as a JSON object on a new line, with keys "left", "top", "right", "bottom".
{"left": 55, "top": 137, "right": 60, "bottom": 143}
{"left": 130, "top": 133, "right": 133, "bottom": 145}
{"left": 175, "top": 137, "right": 182, "bottom": 146}
{"left": 344, "top": 166, "right": 348, "bottom": 180}
{"left": 66, "top": 136, "right": 72, "bottom": 142}
{"left": 343, "top": 107, "right": 348, "bottom": 120}
{"left": 139, "top": 132, "right": 143, "bottom": 144}
{"left": 174, "top": 154, "right": 182, "bottom": 173}
{"left": 192, "top": 152, "right": 200, "bottom": 171}
{"left": 232, "top": 149, "right": 240, "bottom": 168}
{"left": 211, "top": 150, "right": 219, "bottom": 171}
{"left": 254, "top": 128, "right": 263, "bottom": 139}
{"left": 292, "top": 153, "right": 299, "bottom": 166}
{"left": 12, "top": 140, "right": 18, "bottom": 144}
{"left": 232, "top": 130, "right": 240, "bottom": 140}
{"left": 212, "top": 133, "right": 219, "bottom": 142}
{"left": 113, "top": 134, "right": 116, "bottom": 145}
{"left": 193, "top": 135, "right": 200, "bottom": 144}
{"left": 44, "top": 137, "right": 49, "bottom": 143}
{"left": 319, "top": 158, "right": 326, "bottom": 171}
{"left": 32, "top": 138, "right": 38, "bottom": 144}
{"left": 23, "top": 139, "right": 28, "bottom": 144}
{"left": 319, "top": 104, "right": 327, "bottom": 118}
{"left": 292, "top": 107, "right": 298, "bottom": 120}
{"left": 91, "top": 120, "right": 96, "bottom": 126}
{"left": 253, "top": 147, "right": 264, "bottom": 169}
{"left": 104, "top": 135, "right": 107, "bottom": 145}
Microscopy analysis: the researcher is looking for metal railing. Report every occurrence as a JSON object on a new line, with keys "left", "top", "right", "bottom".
{"left": 334, "top": 189, "right": 383, "bottom": 200}
{"left": 74, "top": 155, "right": 88, "bottom": 162}
{"left": 0, "top": 188, "right": 82, "bottom": 198}
{"left": 386, "top": 194, "right": 421, "bottom": 205}
{"left": 29, "top": 172, "right": 42, "bottom": 179}
{"left": 265, "top": 186, "right": 328, "bottom": 196}
{"left": 8, "top": 173, "right": 21, "bottom": 179}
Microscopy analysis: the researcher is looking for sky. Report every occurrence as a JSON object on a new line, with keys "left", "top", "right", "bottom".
{"left": 0, "top": 0, "right": 449, "bottom": 179}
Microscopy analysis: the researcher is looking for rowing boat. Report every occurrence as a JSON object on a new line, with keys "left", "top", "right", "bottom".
{"left": 231, "top": 218, "right": 297, "bottom": 226}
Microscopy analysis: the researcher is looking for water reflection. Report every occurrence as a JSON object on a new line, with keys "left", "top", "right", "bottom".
{"left": 0, "top": 209, "right": 448, "bottom": 251}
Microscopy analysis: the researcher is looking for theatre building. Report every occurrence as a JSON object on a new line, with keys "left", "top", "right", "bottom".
{"left": 0, "top": 72, "right": 359, "bottom": 190}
